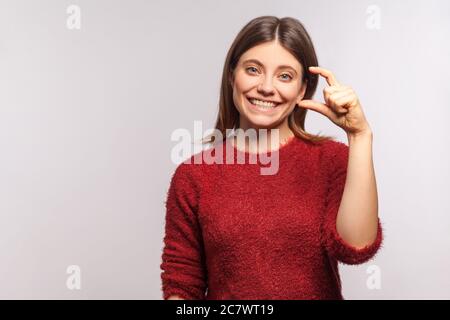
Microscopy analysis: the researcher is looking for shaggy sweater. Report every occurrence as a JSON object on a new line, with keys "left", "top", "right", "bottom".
{"left": 160, "top": 136, "right": 383, "bottom": 300}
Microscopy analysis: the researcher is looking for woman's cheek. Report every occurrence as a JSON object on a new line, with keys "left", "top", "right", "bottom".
{"left": 239, "top": 75, "right": 258, "bottom": 90}
{"left": 278, "top": 83, "right": 301, "bottom": 103}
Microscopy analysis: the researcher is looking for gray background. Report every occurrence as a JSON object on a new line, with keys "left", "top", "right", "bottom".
{"left": 0, "top": 0, "right": 449, "bottom": 299}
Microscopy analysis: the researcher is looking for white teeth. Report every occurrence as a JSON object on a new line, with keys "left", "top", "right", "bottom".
{"left": 249, "top": 98, "right": 278, "bottom": 108}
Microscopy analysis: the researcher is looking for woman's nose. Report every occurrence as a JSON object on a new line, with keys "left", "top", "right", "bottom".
{"left": 257, "top": 77, "right": 275, "bottom": 95}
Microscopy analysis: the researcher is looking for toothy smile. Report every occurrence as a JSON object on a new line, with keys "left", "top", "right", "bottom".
{"left": 246, "top": 97, "right": 281, "bottom": 109}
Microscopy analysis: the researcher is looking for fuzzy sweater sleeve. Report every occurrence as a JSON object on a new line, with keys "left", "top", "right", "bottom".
{"left": 321, "top": 140, "right": 384, "bottom": 265}
{"left": 160, "top": 162, "right": 207, "bottom": 299}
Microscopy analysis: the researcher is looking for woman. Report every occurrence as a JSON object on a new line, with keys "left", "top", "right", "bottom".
{"left": 160, "top": 16, "right": 383, "bottom": 300}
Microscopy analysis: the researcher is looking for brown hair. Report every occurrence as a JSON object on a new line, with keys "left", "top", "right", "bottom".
{"left": 202, "top": 15, "right": 335, "bottom": 145}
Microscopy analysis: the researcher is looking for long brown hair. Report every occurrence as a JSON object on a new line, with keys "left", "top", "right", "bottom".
{"left": 203, "top": 16, "right": 334, "bottom": 145}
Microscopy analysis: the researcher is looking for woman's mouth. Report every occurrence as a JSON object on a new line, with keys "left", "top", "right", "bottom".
{"left": 245, "top": 96, "right": 281, "bottom": 112}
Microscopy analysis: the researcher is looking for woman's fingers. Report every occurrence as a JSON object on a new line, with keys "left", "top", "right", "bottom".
{"left": 297, "top": 99, "right": 337, "bottom": 120}
{"left": 328, "top": 90, "right": 353, "bottom": 113}
{"left": 323, "top": 86, "right": 339, "bottom": 108}
{"left": 308, "top": 66, "right": 340, "bottom": 86}
{"left": 300, "top": 66, "right": 351, "bottom": 121}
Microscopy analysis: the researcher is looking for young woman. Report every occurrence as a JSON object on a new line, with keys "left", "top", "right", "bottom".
{"left": 160, "top": 16, "right": 383, "bottom": 300}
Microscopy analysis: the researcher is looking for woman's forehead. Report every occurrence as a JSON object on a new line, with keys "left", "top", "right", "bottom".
{"left": 239, "top": 42, "right": 302, "bottom": 73}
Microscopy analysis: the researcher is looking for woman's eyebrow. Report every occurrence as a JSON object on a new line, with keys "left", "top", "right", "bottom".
{"left": 242, "top": 58, "right": 298, "bottom": 75}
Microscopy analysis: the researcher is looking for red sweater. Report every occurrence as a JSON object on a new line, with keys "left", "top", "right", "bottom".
{"left": 160, "top": 136, "right": 383, "bottom": 300}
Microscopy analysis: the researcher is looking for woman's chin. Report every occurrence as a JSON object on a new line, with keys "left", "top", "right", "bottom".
{"left": 244, "top": 114, "right": 282, "bottom": 129}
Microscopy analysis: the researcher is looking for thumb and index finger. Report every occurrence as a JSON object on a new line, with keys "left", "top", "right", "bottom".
{"left": 297, "top": 66, "right": 342, "bottom": 118}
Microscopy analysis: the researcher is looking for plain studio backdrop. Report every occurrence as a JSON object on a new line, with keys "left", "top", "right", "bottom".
{"left": 0, "top": 0, "right": 449, "bottom": 299}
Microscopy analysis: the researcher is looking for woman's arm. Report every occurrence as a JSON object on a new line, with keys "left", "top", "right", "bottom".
{"left": 336, "top": 130, "right": 379, "bottom": 249}
{"left": 160, "top": 162, "right": 208, "bottom": 300}
{"left": 299, "top": 66, "right": 383, "bottom": 264}
{"left": 167, "top": 295, "right": 184, "bottom": 300}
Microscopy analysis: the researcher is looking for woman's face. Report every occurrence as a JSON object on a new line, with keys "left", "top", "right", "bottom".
{"left": 231, "top": 40, "right": 307, "bottom": 130}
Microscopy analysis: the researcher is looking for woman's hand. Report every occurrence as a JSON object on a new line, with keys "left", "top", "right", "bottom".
{"left": 167, "top": 294, "right": 184, "bottom": 300}
{"left": 297, "top": 66, "right": 371, "bottom": 137}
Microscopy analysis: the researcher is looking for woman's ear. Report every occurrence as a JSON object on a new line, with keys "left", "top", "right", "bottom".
{"left": 296, "top": 81, "right": 307, "bottom": 104}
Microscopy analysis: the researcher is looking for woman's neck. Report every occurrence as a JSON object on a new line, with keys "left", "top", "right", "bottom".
{"left": 232, "top": 118, "right": 294, "bottom": 153}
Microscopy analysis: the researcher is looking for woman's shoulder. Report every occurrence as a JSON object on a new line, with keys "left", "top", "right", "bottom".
{"left": 315, "top": 138, "right": 349, "bottom": 173}
{"left": 170, "top": 147, "right": 216, "bottom": 186}
{"left": 316, "top": 137, "right": 349, "bottom": 156}
{"left": 172, "top": 154, "right": 201, "bottom": 180}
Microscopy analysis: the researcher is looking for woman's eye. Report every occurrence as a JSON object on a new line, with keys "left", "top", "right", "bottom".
{"left": 280, "top": 73, "right": 293, "bottom": 81}
{"left": 245, "top": 67, "right": 292, "bottom": 80}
